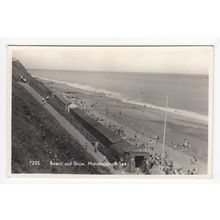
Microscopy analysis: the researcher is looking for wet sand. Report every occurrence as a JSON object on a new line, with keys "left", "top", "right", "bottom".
{"left": 41, "top": 79, "right": 209, "bottom": 174}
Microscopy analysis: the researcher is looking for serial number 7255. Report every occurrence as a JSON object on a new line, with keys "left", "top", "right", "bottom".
{"left": 29, "top": 161, "right": 40, "bottom": 166}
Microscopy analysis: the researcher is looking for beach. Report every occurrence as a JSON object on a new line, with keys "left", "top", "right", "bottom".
{"left": 38, "top": 78, "right": 208, "bottom": 174}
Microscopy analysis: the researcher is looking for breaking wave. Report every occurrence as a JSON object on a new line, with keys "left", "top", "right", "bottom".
{"left": 34, "top": 76, "right": 208, "bottom": 124}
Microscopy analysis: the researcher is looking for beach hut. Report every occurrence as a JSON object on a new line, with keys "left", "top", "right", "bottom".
{"left": 53, "top": 93, "right": 71, "bottom": 112}
{"left": 69, "top": 108, "right": 124, "bottom": 147}
{"left": 67, "top": 103, "right": 78, "bottom": 113}
{"left": 69, "top": 107, "right": 149, "bottom": 173}
{"left": 110, "top": 142, "right": 150, "bottom": 173}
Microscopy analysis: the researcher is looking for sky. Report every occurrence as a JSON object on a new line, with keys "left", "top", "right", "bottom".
{"left": 12, "top": 46, "right": 213, "bottom": 74}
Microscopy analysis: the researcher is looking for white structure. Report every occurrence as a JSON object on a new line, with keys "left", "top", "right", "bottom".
{"left": 67, "top": 103, "right": 78, "bottom": 113}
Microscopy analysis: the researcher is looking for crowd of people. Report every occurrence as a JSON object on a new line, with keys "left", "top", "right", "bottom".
{"left": 140, "top": 152, "right": 198, "bottom": 175}
{"left": 169, "top": 138, "right": 191, "bottom": 151}
{"left": 63, "top": 93, "right": 200, "bottom": 175}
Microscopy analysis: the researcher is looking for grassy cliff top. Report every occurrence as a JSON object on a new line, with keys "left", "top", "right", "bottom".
{"left": 12, "top": 60, "right": 110, "bottom": 174}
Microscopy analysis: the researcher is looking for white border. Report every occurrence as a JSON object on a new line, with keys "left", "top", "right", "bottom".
{"left": 0, "top": 38, "right": 218, "bottom": 183}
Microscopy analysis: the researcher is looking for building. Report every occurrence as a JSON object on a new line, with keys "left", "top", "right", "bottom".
{"left": 69, "top": 108, "right": 149, "bottom": 172}
{"left": 67, "top": 103, "right": 78, "bottom": 113}
{"left": 69, "top": 108, "right": 124, "bottom": 147}
{"left": 111, "top": 142, "right": 150, "bottom": 172}
{"left": 53, "top": 93, "right": 72, "bottom": 112}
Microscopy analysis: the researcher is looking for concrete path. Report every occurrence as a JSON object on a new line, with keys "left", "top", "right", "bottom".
{"left": 19, "top": 82, "right": 121, "bottom": 174}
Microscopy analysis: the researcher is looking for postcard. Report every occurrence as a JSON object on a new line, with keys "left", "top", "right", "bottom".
{"left": 7, "top": 45, "right": 213, "bottom": 178}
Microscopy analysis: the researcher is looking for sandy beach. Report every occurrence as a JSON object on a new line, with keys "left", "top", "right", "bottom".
{"left": 39, "top": 78, "right": 208, "bottom": 175}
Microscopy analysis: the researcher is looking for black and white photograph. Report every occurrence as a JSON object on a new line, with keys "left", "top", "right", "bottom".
{"left": 9, "top": 45, "right": 213, "bottom": 177}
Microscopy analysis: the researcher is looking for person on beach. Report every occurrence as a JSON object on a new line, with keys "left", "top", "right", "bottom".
{"left": 145, "top": 140, "right": 148, "bottom": 149}
{"left": 165, "top": 151, "right": 169, "bottom": 159}
{"left": 102, "top": 156, "right": 107, "bottom": 164}
{"left": 176, "top": 168, "right": 183, "bottom": 175}
{"left": 190, "top": 168, "right": 196, "bottom": 175}
{"left": 190, "top": 156, "right": 198, "bottom": 164}
{"left": 149, "top": 145, "right": 154, "bottom": 151}
{"left": 149, "top": 155, "right": 155, "bottom": 169}
{"left": 144, "top": 159, "right": 151, "bottom": 174}
{"left": 194, "top": 156, "right": 198, "bottom": 163}
{"left": 183, "top": 139, "right": 188, "bottom": 148}
{"left": 187, "top": 142, "right": 191, "bottom": 150}
{"left": 170, "top": 141, "right": 174, "bottom": 148}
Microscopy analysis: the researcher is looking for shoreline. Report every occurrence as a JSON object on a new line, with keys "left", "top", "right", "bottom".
{"left": 38, "top": 77, "right": 208, "bottom": 174}
{"left": 33, "top": 75, "right": 208, "bottom": 125}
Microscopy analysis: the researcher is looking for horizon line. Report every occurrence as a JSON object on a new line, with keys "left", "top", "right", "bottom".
{"left": 27, "top": 68, "right": 208, "bottom": 76}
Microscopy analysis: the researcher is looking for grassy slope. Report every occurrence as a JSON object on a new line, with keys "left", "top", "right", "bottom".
{"left": 12, "top": 61, "right": 110, "bottom": 174}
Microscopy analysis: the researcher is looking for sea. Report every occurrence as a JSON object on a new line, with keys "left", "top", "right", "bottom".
{"left": 29, "top": 69, "right": 209, "bottom": 121}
